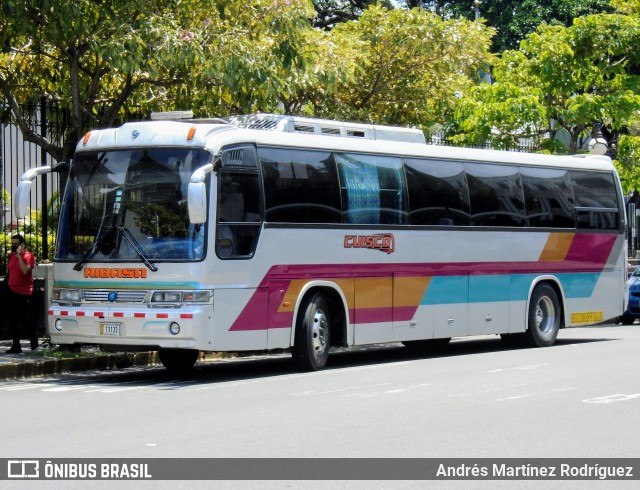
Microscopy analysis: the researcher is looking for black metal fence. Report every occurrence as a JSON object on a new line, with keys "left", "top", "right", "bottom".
{"left": 1, "top": 99, "right": 66, "bottom": 274}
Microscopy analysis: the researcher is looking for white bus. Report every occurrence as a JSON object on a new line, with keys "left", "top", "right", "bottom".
{"left": 15, "top": 114, "right": 627, "bottom": 372}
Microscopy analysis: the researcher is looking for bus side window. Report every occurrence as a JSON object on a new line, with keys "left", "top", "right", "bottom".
{"left": 404, "top": 158, "right": 470, "bottom": 226}
{"left": 520, "top": 167, "right": 574, "bottom": 228}
{"left": 336, "top": 153, "right": 407, "bottom": 225}
{"left": 215, "top": 145, "right": 263, "bottom": 259}
{"left": 466, "top": 163, "right": 525, "bottom": 227}
{"left": 570, "top": 170, "right": 619, "bottom": 230}
{"left": 216, "top": 171, "right": 262, "bottom": 258}
{"left": 259, "top": 147, "right": 341, "bottom": 224}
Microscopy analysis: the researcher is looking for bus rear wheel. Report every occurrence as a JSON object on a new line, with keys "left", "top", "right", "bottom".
{"left": 158, "top": 349, "right": 199, "bottom": 373}
{"left": 293, "top": 293, "right": 331, "bottom": 371}
{"left": 526, "top": 284, "right": 561, "bottom": 347}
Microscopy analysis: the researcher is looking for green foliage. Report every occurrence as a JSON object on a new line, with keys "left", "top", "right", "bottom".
{"left": 479, "top": 0, "right": 613, "bottom": 52}
{"left": 312, "top": 1, "right": 392, "bottom": 29}
{"left": 1, "top": 187, "right": 9, "bottom": 209}
{"left": 616, "top": 135, "right": 640, "bottom": 192}
{"left": 612, "top": 0, "right": 640, "bottom": 15}
{"left": 310, "top": 5, "right": 495, "bottom": 129}
{"left": 1, "top": 230, "right": 55, "bottom": 266}
{"left": 395, "top": 1, "right": 613, "bottom": 53}
{"left": 0, "top": 0, "right": 317, "bottom": 162}
{"left": 451, "top": 12, "right": 640, "bottom": 153}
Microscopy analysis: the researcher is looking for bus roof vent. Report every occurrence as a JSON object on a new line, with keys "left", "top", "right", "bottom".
{"left": 293, "top": 124, "right": 315, "bottom": 133}
{"left": 150, "top": 110, "right": 194, "bottom": 120}
{"left": 226, "top": 114, "right": 426, "bottom": 144}
{"left": 228, "top": 114, "right": 281, "bottom": 131}
{"left": 347, "top": 130, "right": 366, "bottom": 138}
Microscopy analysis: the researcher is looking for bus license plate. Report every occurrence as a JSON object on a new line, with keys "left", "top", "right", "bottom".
{"left": 100, "top": 323, "right": 121, "bottom": 336}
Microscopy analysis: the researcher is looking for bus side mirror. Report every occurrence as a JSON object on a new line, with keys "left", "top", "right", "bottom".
{"left": 188, "top": 182, "right": 207, "bottom": 224}
{"left": 188, "top": 162, "right": 214, "bottom": 224}
{"left": 14, "top": 181, "right": 33, "bottom": 218}
{"left": 14, "top": 166, "right": 52, "bottom": 218}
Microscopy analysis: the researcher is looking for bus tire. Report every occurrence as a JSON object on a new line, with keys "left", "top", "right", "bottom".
{"left": 525, "top": 284, "right": 561, "bottom": 347}
{"left": 158, "top": 349, "right": 199, "bottom": 373}
{"left": 293, "top": 293, "right": 331, "bottom": 371}
{"left": 618, "top": 314, "right": 636, "bottom": 325}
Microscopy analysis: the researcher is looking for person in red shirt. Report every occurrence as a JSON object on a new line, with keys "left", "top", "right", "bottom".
{"left": 6, "top": 234, "right": 37, "bottom": 353}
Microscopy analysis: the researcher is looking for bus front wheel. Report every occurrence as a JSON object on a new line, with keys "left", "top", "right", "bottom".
{"left": 158, "top": 349, "right": 199, "bottom": 373}
{"left": 293, "top": 293, "right": 331, "bottom": 371}
{"left": 526, "top": 284, "right": 561, "bottom": 347}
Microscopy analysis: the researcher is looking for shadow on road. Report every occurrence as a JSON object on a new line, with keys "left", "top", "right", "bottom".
{"left": 15, "top": 331, "right": 618, "bottom": 389}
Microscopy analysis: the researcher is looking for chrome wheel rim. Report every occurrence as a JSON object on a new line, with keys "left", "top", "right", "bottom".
{"left": 311, "top": 308, "right": 329, "bottom": 355}
{"left": 535, "top": 296, "right": 555, "bottom": 334}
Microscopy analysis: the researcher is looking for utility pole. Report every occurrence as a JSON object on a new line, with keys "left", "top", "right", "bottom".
{"left": 473, "top": 0, "right": 481, "bottom": 21}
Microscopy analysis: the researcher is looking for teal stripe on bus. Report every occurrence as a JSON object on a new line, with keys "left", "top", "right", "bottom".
{"left": 421, "top": 272, "right": 602, "bottom": 305}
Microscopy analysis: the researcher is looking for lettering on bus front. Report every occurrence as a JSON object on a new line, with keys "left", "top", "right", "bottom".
{"left": 83, "top": 268, "right": 148, "bottom": 279}
{"left": 344, "top": 234, "right": 395, "bottom": 254}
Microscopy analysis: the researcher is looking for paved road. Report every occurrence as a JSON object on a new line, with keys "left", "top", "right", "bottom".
{"left": 1, "top": 323, "right": 639, "bottom": 488}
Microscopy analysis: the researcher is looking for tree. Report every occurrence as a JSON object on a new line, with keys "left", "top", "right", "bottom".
{"left": 616, "top": 131, "right": 640, "bottom": 193}
{"left": 398, "top": 1, "right": 612, "bottom": 52}
{"left": 312, "top": 1, "right": 392, "bottom": 28}
{"left": 451, "top": 13, "right": 640, "bottom": 153}
{"left": 310, "top": 5, "right": 495, "bottom": 130}
{"left": 612, "top": 0, "right": 640, "bottom": 15}
{"left": 0, "top": 0, "right": 316, "bottom": 166}
{"left": 477, "top": 0, "right": 613, "bottom": 52}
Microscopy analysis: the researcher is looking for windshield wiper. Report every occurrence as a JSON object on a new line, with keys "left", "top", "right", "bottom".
{"left": 73, "top": 184, "right": 118, "bottom": 271}
{"left": 73, "top": 226, "right": 157, "bottom": 272}
{"left": 119, "top": 226, "right": 158, "bottom": 271}
{"left": 73, "top": 227, "right": 116, "bottom": 271}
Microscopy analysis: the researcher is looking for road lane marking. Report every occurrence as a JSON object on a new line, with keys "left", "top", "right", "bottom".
{"left": 488, "top": 363, "right": 549, "bottom": 373}
{"left": 291, "top": 383, "right": 391, "bottom": 396}
{"left": 583, "top": 394, "right": 640, "bottom": 404}
{"left": 496, "top": 387, "right": 577, "bottom": 402}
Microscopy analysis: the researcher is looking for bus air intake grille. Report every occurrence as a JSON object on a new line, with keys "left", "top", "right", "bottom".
{"left": 83, "top": 290, "right": 147, "bottom": 303}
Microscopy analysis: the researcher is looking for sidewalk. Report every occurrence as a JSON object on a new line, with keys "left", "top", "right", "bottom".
{"left": 0, "top": 339, "right": 159, "bottom": 379}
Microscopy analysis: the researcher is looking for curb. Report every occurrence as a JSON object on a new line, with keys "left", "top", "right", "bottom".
{"left": 0, "top": 351, "right": 160, "bottom": 380}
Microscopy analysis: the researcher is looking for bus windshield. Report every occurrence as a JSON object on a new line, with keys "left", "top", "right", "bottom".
{"left": 57, "top": 148, "right": 212, "bottom": 264}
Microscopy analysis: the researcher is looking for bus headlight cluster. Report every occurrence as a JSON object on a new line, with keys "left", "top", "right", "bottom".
{"left": 54, "top": 319, "right": 63, "bottom": 331}
{"left": 52, "top": 288, "right": 82, "bottom": 302}
{"left": 150, "top": 290, "right": 212, "bottom": 304}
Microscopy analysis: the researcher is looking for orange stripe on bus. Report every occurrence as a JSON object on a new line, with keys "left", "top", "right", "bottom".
{"left": 393, "top": 276, "right": 431, "bottom": 307}
{"left": 278, "top": 276, "right": 430, "bottom": 312}
{"left": 355, "top": 277, "right": 393, "bottom": 309}
{"left": 539, "top": 232, "right": 574, "bottom": 262}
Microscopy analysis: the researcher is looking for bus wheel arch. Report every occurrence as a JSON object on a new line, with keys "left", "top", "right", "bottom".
{"left": 526, "top": 281, "right": 563, "bottom": 347}
{"left": 291, "top": 286, "right": 348, "bottom": 371}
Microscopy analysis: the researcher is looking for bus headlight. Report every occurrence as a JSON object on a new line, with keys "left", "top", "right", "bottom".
{"left": 182, "top": 291, "right": 211, "bottom": 302}
{"left": 52, "top": 288, "right": 82, "bottom": 302}
{"left": 150, "top": 290, "right": 213, "bottom": 305}
{"left": 55, "top": 319, "right": 63, "bottom": 331}
{"left": 152, "top": 291, "right": 181, "bottom": 303}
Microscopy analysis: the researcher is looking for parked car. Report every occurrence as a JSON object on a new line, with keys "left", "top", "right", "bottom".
{"left": 620, "top": 266, "right": 640, "bottom": 324}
